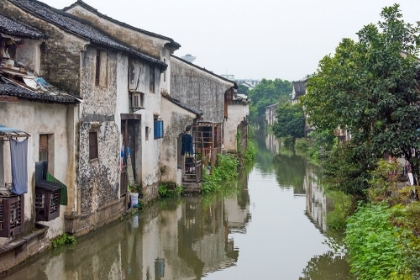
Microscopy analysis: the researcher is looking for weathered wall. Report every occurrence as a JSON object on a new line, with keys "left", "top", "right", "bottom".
{"left": 0, "top": 1, "right": 88, "bottom": 96}
{"left": 77, "top": 46, "right": 120, "bottom": 215}
{"left": 0, "top": 99, "right": 76, "bottom": 244}
{"left": 14, "top": 39, "right": 41, "bottom": 75}
{"left": 160, "top": 98, "right": 196, "bottom": 185}
{"left": 127, "top": 58, "right": 163, "bottom": 201}
{"left": 65, "top": 5, "right": 173, "bottom": 94}
{"left": 224, "top": 103, "right": 249, "bottom": 153}
{"left": 170, "top": 57, "right": 234, "bottom": 123}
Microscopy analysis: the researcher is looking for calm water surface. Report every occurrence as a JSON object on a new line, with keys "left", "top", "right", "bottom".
{"left": 4, "top": 132, "right": 351, "bottom": 280}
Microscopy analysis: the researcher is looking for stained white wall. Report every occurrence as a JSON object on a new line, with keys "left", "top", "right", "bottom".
{"left": 224, "top": 103, "right": 249, "bottom": 153}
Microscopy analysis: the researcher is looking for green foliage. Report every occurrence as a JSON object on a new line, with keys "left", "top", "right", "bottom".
{"left": 238, "top": 84, "right": 249, "bottom": 94}
{"left": 345, "top": 203, "right": 413, "bottom": 279}
{"left": 202, "top": 154, "right": 238, "bottom": 194}
{"left": 367, "top": 159, "right": 401, "bottom": 202}
{"left": 272, "top": 102, "right": 305, "bottom": 141}
{"left": 243, "top": 140, "right": 256, "bottom": 165}
{"left": 247, "top": 79, "right": 292, "bottom": 123}
{"left": 283, "top": 136, "right": 295, "bottom": 150}
{"left": 301, "top": 4, "right": 420, "bottom": 181}
{"left": 158, "top": 184, "right": 183, "bottom": 198}
{"left": 323, "top": 142, "right": 376, "bottom": 197}
{"left": 51, "top": 233, "right": 76, "bottom": 248}
{"left": 326, "top": 191, "right": 353, "bottom": 231}
{"left": 306, "top": 129, "right": 336, "bottom": 160}
{"left": 295, "top": 138, "right": 308, "bottom": 153}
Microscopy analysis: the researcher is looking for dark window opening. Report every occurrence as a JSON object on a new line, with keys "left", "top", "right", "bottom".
{"left": 89, "top": 132, "right": 98, "bottom": 160}
{"left": 149, "top": 65, "right": 155, "bottom": 93}
{"left": 39, "top": 134, "right": 48, "bottom": 161}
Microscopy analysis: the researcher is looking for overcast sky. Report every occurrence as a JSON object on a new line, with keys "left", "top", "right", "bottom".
{"left": 42, "top": 0, "right": 420, "bottom": 81}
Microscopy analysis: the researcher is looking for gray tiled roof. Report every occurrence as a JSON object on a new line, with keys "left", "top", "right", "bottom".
{"left": 0, "top": 13, "right": 45, "bottom": 39}
{"left": 9, "top": 0, "right": 167, "bottom": 70}
{"left": 63, "top": 0, "right": 181, "bottom": 49}
{"left": 0, "top": 80, "right": 79, "bottom": 103}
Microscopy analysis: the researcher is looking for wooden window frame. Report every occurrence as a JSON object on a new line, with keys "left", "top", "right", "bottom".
{"left": 89, "top": 131, "right": 98, "bottom": 160}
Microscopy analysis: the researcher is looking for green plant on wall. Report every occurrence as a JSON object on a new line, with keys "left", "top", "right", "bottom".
{"left": 51, "top": 233, "right": 76, "bottom": 248}
{"left": 158, "top": 184, "right": 183, "bottom": 198}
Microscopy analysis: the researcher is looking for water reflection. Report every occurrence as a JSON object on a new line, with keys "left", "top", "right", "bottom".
{"left": 3, "top": 177, "right": 251, "bottom": 280}
{"left": 2, "top": 130, "right": 352, "bottom": 280}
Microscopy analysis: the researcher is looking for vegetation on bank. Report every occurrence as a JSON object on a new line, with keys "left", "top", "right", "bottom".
{"left": 201, "top": 154, "right": 239, "bottom": 193}
{"left": 51, "top": 233, "right": 77, "bottom": 248}
{"left": 286, "top": 4, "right": 420, "bottom": 279}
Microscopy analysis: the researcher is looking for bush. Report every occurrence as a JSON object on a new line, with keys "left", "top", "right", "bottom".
{"left": 51, "top": 233, "right": 76, "bottom": 248}
{"left": 202, "top": 154, "right": 238, "bottom": 194}
{"left": 244, "top": 140, "right": 256, "bottom": 165}
{"left": 158, "top": 184, "right": 183, "bottom": 198}
{"left": 295, "top": 138, "right": 308, "bottom": 152}
{"left": 326, "top": 191, "right": 353, "bottom": 231}
{"left": 345, "top": 203, "right": 412, "bottom": 279}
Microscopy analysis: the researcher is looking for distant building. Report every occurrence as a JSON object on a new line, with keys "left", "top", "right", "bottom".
{"left": 181, "top": 54, "right": 196, "bottom": 63}
{"left": 236, "top": 79, "right": 260, "bottom": 90}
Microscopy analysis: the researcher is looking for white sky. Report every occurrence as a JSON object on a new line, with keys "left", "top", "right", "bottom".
{"left": 42, "top": 0, "right": 420, "bottom": 81}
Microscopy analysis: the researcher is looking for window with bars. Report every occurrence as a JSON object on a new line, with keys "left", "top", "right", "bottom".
{"left": 89, "top": 132, "right": 98, "bottom": 160}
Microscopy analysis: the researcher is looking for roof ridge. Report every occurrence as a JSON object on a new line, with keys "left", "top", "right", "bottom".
{"left": 63, "top": 0, "right": 180, "bottom": 48}
{"left": 8, "top": 0, "right": 167, "bottom": 69}
{"left": 171, "top": 55, "right": 237, "bottom": 88}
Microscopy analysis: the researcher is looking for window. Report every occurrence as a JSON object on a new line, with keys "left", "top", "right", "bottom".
{"left": 149, "top": 65, "right": 155, "bottom": 93}
{"left": 39, "top": 134, "right": 48, "bottom": 161}
{"left": 89, "top": 132, "right": 98, "bottom": 160}
{"left": 131, "top": 92, "right": 144, "bottom": 109}
{"left": 95, "top": 49, "right": 107, "bottom": 87}
{"left": 163, "top": 58, "right": 166, "bottom": 82}
{"left": 154, "top": 119, "right": 163, "bottom": 139}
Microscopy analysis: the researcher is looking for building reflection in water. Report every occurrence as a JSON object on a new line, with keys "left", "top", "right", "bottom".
{"left": 3, "top": 175, "right": 251, "bottom": 280}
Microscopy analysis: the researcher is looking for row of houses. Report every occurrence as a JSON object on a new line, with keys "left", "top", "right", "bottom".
{"left": 0, "top": 0, "right": 249, "bottom": 273}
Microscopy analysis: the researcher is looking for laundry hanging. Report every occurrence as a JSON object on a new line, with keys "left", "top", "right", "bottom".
{"left": 10, "top": 138, "right": 28, "bottom": 195}
{"left": 181, "top": 133, "right": 193, "bottom": 156}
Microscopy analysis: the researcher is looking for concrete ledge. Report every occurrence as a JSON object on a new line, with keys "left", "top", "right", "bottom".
{"left": 0, "top": 224, "right": 49, "bottom": 275}
{"left": 64, "top": 197, "right": 126, "bottom": 236}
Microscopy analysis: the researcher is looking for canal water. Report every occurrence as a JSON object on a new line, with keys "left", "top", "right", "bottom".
{"left": 3, "top": 132, "right": 352, "bottom": 280}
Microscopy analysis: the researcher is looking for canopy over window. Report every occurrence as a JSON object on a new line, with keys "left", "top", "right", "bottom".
{"left": 0, "top": 125, "right": 30, "bottom": 139}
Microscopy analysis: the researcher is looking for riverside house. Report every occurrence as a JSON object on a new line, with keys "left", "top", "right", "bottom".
{"left": 170, "top": 55, "right": 238, "bottom": 188}
{"left": 0, "top": 0, "right": 174, "bottom": 237}
{"left": 0, "top": 12, "right": 80, "bottom": 273}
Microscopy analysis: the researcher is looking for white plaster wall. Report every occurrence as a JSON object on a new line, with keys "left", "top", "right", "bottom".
{"left": 223, "top": 104, "right": 249, "bottom": 153}
{"left": 0, "top": 100, "right": 75, "bottom": 240}
{"left": 134, "top": 67, "right": 162, "bottom": 193}
{"left": 160, "top": 97, "right": 196, "bottom": 185}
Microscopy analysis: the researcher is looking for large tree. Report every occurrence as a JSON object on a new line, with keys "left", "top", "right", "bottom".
{"left": 248, "top": 78, "right": 292, "bottom": 122}
{"left": 301, "top": 4, "right": 420, "bottom": 190}
{"left": 272, "top": 101, "right": 305, "bottom": 141}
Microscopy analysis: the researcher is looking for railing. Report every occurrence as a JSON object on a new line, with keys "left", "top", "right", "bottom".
{"left": 195, "top": 160, "right": 202, "bottom": 182}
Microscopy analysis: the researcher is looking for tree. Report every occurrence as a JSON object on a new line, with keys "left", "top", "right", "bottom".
{"left": 301, "top": 4, "right": 420, "bottom": 192}
{"left": 247, "top": 78, "right": 292, "bottom": 123}
{"left": 272, "top": 101, "right": 305, "bottom": 144}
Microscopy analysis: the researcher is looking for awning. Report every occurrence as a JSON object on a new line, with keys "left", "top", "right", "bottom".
{"left": 0, "top": 125, "right": 30, "bottom": 139}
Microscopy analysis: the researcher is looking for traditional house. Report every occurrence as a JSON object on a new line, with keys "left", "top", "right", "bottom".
{"left": 223, "top": 93, "right": 250, "bottom": 154}
{"left": 0, "top": 14, "right": 80, "bottom": 273}
{"left": 170, "top": 55, "right": 237, "bottom": 179}
{"left": 265, "top": 102, "right": 278, "bottom": 126}
{"left": 291, "top": 80, "right": 307, "bottom": 104}
{"left": 0, "top": 0, "right": 169, "bottom": 240}
{"left": 62, "top": 0, "right": 205, "bottom": 192}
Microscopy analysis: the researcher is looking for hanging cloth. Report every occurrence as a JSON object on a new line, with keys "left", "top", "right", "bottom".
{"left": 10, "top": 138, "right": 28, "bottom": 195}
{"left": 181, "top": 134, "right": 193, "bottom": 156}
